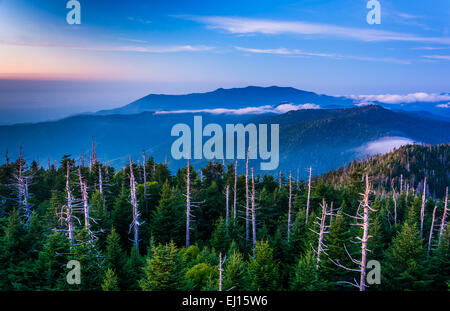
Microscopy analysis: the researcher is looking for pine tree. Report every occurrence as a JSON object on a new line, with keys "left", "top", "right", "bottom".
{"left": 139, "top": 241, "right": 185, "bottom": 290}
{"left": 111, "top": 188, "right": 132, "bottom": 248}
{"left": 151, "top": 180, "right": 184, "bottom": 245}
{"left": 428, "top": 226, "right": 450, "bottom": 290}
{"left": 223, "top": 248, "right": 248, "bottom": 291}
{"left": 291, "top": 248, "right": 324, "bottom": 291}
{"left": 104, "top": 227, "right": 128, "bottom": 288}
{"left": 210, "top": 217, "right": 231, "bottom": 254}
{"left": 101, "top": 268, "right": 119, "bottom": 291}
{"left": 247, "top": 241, "right": 279, "bottom": 290}
{"left": 0, "top": 209, "right": 29, "bottom": 289}
{"left": 123, "top": 246, "right": 145, "bottom": 290}
{"left": 72, "top": 229, "right": 102, "bottom": 290}
{"left": 383, "top": 222, "right": 430, "bottom": 290}
{"left": 185, "top": 262, "right": 217, "bottom": 290}
{"left": 33, "top": 230, "right": 72, "bottom": 290}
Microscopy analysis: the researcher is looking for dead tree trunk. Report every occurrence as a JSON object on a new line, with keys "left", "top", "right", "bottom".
{"left": 359, "top": 174, "right": 371, "bottom": 292}
{"left": 218, "top": 252, "right": 224, "bottom": 291}
{"left": 143, "top": 151, "right": 148, "bottom": 214}
{"left": 391, "top": 179, "right": 397, "bottom": 226}
{"left": 245, "top": 148, "right": 250, "bottom": 245}
{"left": 186, "top": 158, "right": 191, "bottom": 248}
{"left": 78, "top": 167, "right": 90, "bottom": 229}
{"left": 306, "top": 166, "right": 312, "bottom": 224}
{"left": 428, "top": 206, "right": 437, "bottom": 258}
{"left": 316, "top": 199, "right": 327, "bottom": 269}
{"left": 225, "top": 185, "right": 230, "bottom": 226}
{"left": 279, "top": 171, "right": 282, "bottom": 188}
{"left": 439, "top": 187, "right": 448, "bottom": 241}
{"left": 251, "top": 168, "right": 256, "bottom": 252}
{"left": 296, "top": 168, "right": 300, "bottom": 191}
{"left": 65, "top": 163, "right": 75, "bottom": 245}
{"left": 287, "top": 170, "right": 292, "bottom": 241}
{"left": 233, "top": 160, "right": 237, "bottom": 220}
{"left": 420, "top": 177, "right": 427, "bottom": 238}
{"left": 129, "top": 157, "right": 140, "bottom": 254}
{"left": 98, "top": 166, "right": 103, "bottom": 194}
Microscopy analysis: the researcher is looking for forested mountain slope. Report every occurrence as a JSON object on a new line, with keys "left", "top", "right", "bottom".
{"left": 320, "top": 143, "right": 449, "bottom": 198}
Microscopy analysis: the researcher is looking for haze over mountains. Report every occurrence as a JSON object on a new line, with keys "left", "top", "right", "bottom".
{"left": 1, "top": 86, "right": 449, "bottom": 176}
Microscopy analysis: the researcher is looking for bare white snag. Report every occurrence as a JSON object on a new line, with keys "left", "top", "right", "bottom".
{"left": 306, "top": 166, "right": 312, "bottom": 224}
{"left": 439, "top": 187, "right": 448, "bottom": 241}
{"left": 65, "top": 162, "right": 75, "bottom": 245}
{"left": 13, "top": 147, "right": 32, "bottom": 226}
{"left": 428, "top": 206, "right": 437, "bottom": 257}
{"left": 279, "top": 171, "right": 282, "bottom": 188}
{"left": 78, "top": 167, "right": 90, "bottom": 229}
{"left": 391, "top": 179, "right": 397, "bottom": 226}
{"left": 225, "top": 185, "right": 230, "bottom": 226}
{"left": 251, "top": 168, "right": 256, "bottom": 252}
{"left": 218, "top": 252, "right": 226, "bottom": 291}
{"left": 287, "top": 170, "right": 292, "bottom": 241}
{"left": 98, "top": 166, "right": 103, "bottom": 194}
{"left": 330, "top": 174, "right": 374, "bottom": 291}
{"left": 233, "top": 160, "right": 237, "bottom": 220}
{"left": 245, "top": 148, "right": 250, "bottom": 244}
{"left": 316, "top": 199, "right": 327, "bottom": 269}
{"left": 359, "top": 174, "right": 371, "bottom": 292}
{"left": 186, "top": 157, "right": 191, "bottom": 248}
{"left": 129, "top": 157, "right": 140, "bottom": 254}
{"left": 143, "top": 151, "right": 148, "bottom": 213}
{"left": 420, "top": 177, "right": 427, "bottom": 238}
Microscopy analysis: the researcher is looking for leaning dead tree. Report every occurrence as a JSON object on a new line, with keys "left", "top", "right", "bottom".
{"left": 287, "top": 170, "right": 292, "bottom": 241}
{"left": 331, "top": 174, "right": 374, "bottom": 291}
{"left": 128, "top": 157, "right": 141, "bottom": 254}
{"left": 310, "top": 199, "right": 333, "bottom": 270}
{"left": 439, "top": 187, "right": 448, "bottom": 242}
{"left": 306, "top": 166, "right": 312, "bottom": 224}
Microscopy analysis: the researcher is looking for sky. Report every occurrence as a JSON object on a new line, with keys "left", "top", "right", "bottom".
{"left": 0, "top": 0, "right": 449, "bottom": 124}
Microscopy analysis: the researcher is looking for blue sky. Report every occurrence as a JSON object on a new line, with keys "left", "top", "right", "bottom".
{"left": 0, "top": 0, "right": 449, "bottom": 123}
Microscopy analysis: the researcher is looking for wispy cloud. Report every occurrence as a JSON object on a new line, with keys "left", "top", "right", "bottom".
{"left": 185, "top": 16, "right": 450, "bottom": 45}
{"left": 154, "top": 103, "right": 320, "bottom": 115}
{"left": 234, "top": 46, "right": 410, "bottom": 64}
{"left": 0, "top": 40, "right": 214, "bottom": 53}
{"left": 422, "top": 55, "right": 450, "bottom": 61}
{"left": 348, "top": 92, "right": 450, "bottom": 104}
{"left": 436, "top": 103, "right": 450, "bottom": 108}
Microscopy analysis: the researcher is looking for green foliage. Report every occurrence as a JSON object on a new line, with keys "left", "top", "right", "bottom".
{"left": 248, "top": 241, "right": 279, "bottom": 291}
{"left": 102, "top": 268, "right": 119, "bottom": 291}
{"left": 139, "top": 242, "right": 185, "bottom": 291}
